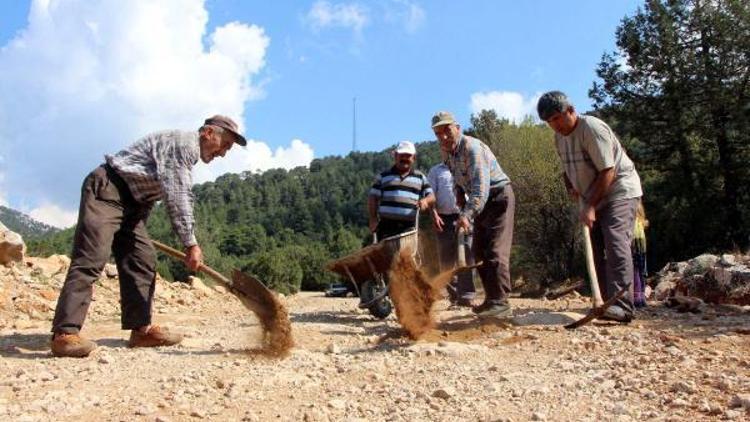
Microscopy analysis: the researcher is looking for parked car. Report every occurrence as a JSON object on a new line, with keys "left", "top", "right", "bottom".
{"left": 324, "top": 282, "right": 356, "bottom": 298}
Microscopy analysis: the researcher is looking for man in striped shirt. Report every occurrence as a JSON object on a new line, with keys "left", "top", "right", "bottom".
{"left": 368, "top": 141, "right": 434, "bottom": 240}
{"left": 50, "top": 115, "right": 246, "bottom": 358}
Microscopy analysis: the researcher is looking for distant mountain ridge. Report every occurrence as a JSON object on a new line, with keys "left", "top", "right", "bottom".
{"left": 0, "top": 206, "right": 60, "bottom": 239}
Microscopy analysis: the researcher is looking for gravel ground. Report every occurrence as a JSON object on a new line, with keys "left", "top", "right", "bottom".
{"left": 1, "top": 257, "right": 750, "bottom": 421}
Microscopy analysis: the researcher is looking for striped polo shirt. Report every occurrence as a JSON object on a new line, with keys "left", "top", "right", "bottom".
{"left": 369, "top": 166, "right": 433, "bottom": 222}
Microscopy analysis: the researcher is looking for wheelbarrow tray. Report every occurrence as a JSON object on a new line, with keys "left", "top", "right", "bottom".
{"left": 326, "top": 229, "right": 418, "bottom": 283}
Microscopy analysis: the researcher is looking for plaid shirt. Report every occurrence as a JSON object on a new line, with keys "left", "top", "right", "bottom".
{"left": 106, "top": 130, "right": 200, "bottom": 247}
{"left": 446, "top": 135, "right": 510, "bottom": 220}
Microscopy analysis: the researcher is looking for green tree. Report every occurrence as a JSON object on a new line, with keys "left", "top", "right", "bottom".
{"left": 590, "top": 0, "right": 750, "bottom": 264}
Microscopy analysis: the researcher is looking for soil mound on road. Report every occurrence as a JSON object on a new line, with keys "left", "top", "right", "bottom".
{"left": 389, "top": 248, "right": 458, "bottom": 339}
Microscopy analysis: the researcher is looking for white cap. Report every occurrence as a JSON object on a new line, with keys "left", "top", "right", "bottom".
{"left": 395, "top": 140, "right": 416, "bottom": 155}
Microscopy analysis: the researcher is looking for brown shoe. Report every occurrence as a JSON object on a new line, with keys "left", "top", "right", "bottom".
{"left": 128, "top": 325, "right": 183, "bottom": 348}
{"left": 51, "top": 332, "right": 97, "bottom": 358}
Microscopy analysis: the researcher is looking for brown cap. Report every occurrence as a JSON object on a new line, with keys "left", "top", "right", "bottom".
{"left": 204, "top": 115, "right": 247, "bottom": 146}
{"left": 431, "top": 111, "right": 457, "bottom": 128}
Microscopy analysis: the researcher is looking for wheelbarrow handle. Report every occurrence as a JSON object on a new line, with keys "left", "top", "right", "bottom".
{"left": 151, "top": 240, "right": 231, "bottom": 285}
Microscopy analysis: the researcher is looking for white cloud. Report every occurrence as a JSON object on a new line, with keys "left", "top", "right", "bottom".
{"left": 28, "top": 203, "right": 78, "bottom": 229}
{"left": 385, "top": 0, "right": 425, "bottom": 33}
{"left": 469, "top": 91, "right": 541, "bottom": 124}
{"left": 0, "top": 0, "right": 270, "bottom": 227}
{"left": 306, "top": 1, "right": 369, "bottom": 33}
{"left": 193, "top": 139, "right": 314, "bottom": 184}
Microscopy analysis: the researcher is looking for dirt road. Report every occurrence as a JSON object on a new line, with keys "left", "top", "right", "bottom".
{"left": 1, "top": 258, "right": 750, "bottom": 421}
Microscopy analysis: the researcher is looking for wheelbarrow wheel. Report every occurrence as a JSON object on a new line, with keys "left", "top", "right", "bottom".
{"left": 360, "top": 279, "right": 392, "bottom": 319}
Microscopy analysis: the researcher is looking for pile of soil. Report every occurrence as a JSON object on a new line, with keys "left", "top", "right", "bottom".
{"left": 256, "top": 296, "right": 293, "bottom": 357}
{"left": 222, "top": 270, "right": 294, "bottom": 357}
{"left": 388, "top": 248, "right": 458, "bottom": 339}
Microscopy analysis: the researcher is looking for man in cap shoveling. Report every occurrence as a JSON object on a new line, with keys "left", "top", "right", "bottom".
{"left": 50, "top": 115, "right": 247, "bottom": 357}
{"left": 537, "top": 91, "right": 642, "bottom": 323}
{"left": 432, "top": 111, "right": 516, "bottom": 318}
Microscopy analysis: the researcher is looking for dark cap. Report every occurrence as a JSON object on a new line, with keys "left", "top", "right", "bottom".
{"left": 431, "top": 111, "right": 457, "bottom": 128}
{"left": 204, "top": 115, "right": 247, "bottom": 146}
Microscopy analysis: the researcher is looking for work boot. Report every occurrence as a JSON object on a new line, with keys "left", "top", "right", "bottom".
{"left": 599, "top": 305, "right": 633, "bottom": 323}
{"left": 456, "top": 297, "right": 475, "bottom": 308}
{"left": 449, "top": 297, "right": 475, "bottom": 309}
{"left": 472, "top": 301, "right": 512, "bottom": 318}
{"left": 50, "top": 332, "right": 97, "bottom": 358}
{"left": 128, "top": 325, "right": 183, "bottom": 348}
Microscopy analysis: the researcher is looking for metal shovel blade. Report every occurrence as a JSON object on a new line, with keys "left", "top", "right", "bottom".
{"left": 564, "top": 288, "right": 627, "bottom": 330}
{"left": 151, "top": 240, "right": 279, "bottom": 320}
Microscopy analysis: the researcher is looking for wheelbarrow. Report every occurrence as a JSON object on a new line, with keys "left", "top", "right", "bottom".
{"left": 326, "top": 226, "right": 420, "bottom": 319}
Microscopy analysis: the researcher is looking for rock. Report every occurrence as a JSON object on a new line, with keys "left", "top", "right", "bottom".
{"left": 531, "top": 412, "right": 546, "bottom": 421}
{"left": 303, "top": 409, "right": 328, "bottom": 422}
{"left": 25, "top": 255, "right": 70, "bottom": 278}
{"left": 134, "top": 404, "right": 155, "bottom": 415}
{"left": 671, "top": 398, "right": 689, "bottom": 407}
{"left": 432, "top": 387, "right": 456, "bottom": 400}
{"left": 326, "top": 343, "right": 340, "bottom": 354}
{"left": 511, "top": 312, "right": 584, "bottom": 326}
{"left": 214, "top": 285, "right": 228, "bottom": 294}
{"left": 664, "top": 296, "right": 703, "bottom": 313}
{"left": 687, "top": 254, "right": 719, "bottom": 275}
{"left": 327, "top": 399, "right": 346, "bottom": 410}
{"left": 190, "top": 408, "right": 206, "bottom": 418}
{"left": 720, "top": 254, "right": 737, "bottom": 267}
{"left": 612, "top": 403, "right": 629, "bottom": 415}
{"left": 729, "top": 394, "right": 750, "bottom": 409}
{"left": 670, "top": 381, "right": 696, "bottom": 394}
{"left": 725, "top": 409, "right": 744, "bottom": 419}
{"left": 664, "top": 346, "right": 681, "bottom": 356}
{"left": 103, "top": 263, "right": 118, "bottom": 278}
{"left": 0, "top": 222, "right": 25, "bottom": 266}
{"left": 188, "top": 276, "right": 214, "bottom": 296}
{"left": 654, "top": 278, "right": 677, "bottom": 300}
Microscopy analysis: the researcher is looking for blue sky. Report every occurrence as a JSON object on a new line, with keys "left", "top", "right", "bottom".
{"left": 0, "top": 0, "right": 640, "bottom": 227}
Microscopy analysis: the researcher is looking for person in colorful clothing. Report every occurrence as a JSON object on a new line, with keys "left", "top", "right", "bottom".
{"left": 537, "top": 91, "right": 643, "bottom": 323}
{"left": 632, "top": 200, "right": 649, "bottom": 308}
{"left": 431, "top": 111, "right": 515, "bottom": 318}
{"left": 428, "top": 161, "right": 476, "bottom": 307}
{"left": 50, "top": 115, "right": 247, "bottom": 357}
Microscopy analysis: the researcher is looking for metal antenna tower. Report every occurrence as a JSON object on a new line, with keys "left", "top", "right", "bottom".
{"left": 352, "top": 97, "right": 357, "bottom": 152}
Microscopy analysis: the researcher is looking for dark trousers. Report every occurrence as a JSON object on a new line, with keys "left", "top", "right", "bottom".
{"left": 51, "top": 165, "right": 156, "bottom": 334}
{"left": 590, "top": 198, "right": 638, "bottom": 314}
{"left": 376, "top": 219, "right": 415, "bottom": 240}
{"left": 436, "top": 213, "right": 476, "bottom": 300}
{"left": 473, "top": 184, "right": 515, "bottom": 303}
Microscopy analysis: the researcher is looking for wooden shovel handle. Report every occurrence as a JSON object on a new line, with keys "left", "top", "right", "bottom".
{"left": 151, "top": 240, "right": 231, "bottom": 285}
{"left": 582, "top": 226, "right": 604, "bottom": 307}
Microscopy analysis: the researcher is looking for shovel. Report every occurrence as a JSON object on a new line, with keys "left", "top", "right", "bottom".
{"left": 152, "top": 240, "right": 293, "bottom": 353}
{"left": 565, "top": 225, "right": 616, "bottom": 330}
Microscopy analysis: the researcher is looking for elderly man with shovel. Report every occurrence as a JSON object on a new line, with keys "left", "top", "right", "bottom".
{"left": 432, "top": 111, "right": 515, "bottom": 319}
{"left": 537, "top": 91, "right": 642, "bottom": 323}
{"left": 50, "top": 115, "right": 247, "bottom": 357}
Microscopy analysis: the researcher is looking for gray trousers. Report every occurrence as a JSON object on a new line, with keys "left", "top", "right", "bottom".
{"left": 51, "top": 165, "right": 156, "bottom": 334}
{"left": 435, "top": 213, "right": 476, "bottom": 300}
{"left": 473, "top": 184, "right": 515, "bottom": 303}
{"left": 590, "top": 198, "right": 639, "bottom": 314}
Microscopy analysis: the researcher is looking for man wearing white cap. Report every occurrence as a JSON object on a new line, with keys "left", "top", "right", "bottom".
{"left": 368, "top": 141, "right": 435, "bottom": 240}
